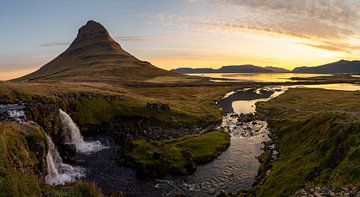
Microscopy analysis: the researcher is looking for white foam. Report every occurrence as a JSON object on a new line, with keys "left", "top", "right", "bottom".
{"left": 59, "top": 109, "right": 108, "bottom": 154}
{"left": 45, "top": 134, "right": 85, "bottom": 185}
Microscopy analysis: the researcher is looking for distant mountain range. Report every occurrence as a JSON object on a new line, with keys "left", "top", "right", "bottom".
{"left": 172, "top": 65, "right": 289, "bottom": 74}
{"left": 172, "top": 60, "right": 360, "bottom": 74}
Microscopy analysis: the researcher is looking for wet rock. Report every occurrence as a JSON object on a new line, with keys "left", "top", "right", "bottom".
{"left": 184, "top": 150, "right": 196, "bottom": 174}
{"left": 293, "top": 187, "right": 359, "bottom": 197}
{"left": 146, "top": 103, "right": 170, "bottom": 111}
{"left": 152, "top": 151, "right": 165, "bottom": 160}
{"left": 25, "top": 100, "right": 61, "bottom": 137}
{"left": 230, "top": 114, "right": 239, "bottom": 118}
{"left": 237, "top": 113, "right": 256, "bottom": 122}
{"left": 58, "top": 144, "right": 76, "bottom": 163}
{"left": 75, "top": 159, "right": 87, "bottom": 165}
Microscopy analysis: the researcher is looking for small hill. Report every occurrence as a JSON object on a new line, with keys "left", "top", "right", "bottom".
{"left": 293, "top": 60, "right": 360, "bottom": 74}
{"left": 264, "top": 66, "right": 289, "bottom": 73}
{"left": 15, "top": 20, "right": 175, "bottom": 83}
{"left": 171, "top": 68, "right": 216, "bottom": 74}
{"left": 172, "top": 65, "right": 287, "bottom": 74}
{"left": 218, "top": 65, "right": 273, "bottom": 73}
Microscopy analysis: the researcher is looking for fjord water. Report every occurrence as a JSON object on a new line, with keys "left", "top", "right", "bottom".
{"left": 189, "top": 73, "right": 332, "bottom": 82}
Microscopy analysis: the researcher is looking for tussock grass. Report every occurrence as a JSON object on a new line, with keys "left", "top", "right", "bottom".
{"left": 255, "top": 88, "right": 360, "bottom": 197}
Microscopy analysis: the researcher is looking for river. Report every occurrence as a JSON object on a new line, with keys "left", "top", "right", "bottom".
{"left": 76, "top": 83, "right": 360, "bottom": 196}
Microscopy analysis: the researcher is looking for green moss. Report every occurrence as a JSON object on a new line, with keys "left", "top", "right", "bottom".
{"left": 0, "top": 123, "right": 45, "bottom": 197}
{"left": 124, "top": 130, "right": 230, "bottom": 176}
{"left": 0, "top": 169, "right": 41, "bottom": 197}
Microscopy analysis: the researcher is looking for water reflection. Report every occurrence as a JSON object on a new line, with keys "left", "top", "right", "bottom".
{"left": 188, "top": 73, "right": 332, "bottom": 83}
{"left": 299, "top": 83, "right": 360, "bottom": 91}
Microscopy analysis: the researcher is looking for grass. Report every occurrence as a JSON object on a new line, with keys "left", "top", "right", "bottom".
{"left": 290, "top": 74, "right": 360, "bottom": 83}
{"left": 0, "top": 122, "right": 46, "bottom": 197}
{"left": 124, "top": 130, "right": 230, "bottom": 176}
{"left": 0, "top": 81, "right": 235, "bottom": 128}
{"left": 43, "top": 182, "right": 104, "bottom": 197}
{"left": 0, "top": 122, "right": 46, "bottom": 171}
{"left": 255, "top": 88, "right": 360, "bottom": 197}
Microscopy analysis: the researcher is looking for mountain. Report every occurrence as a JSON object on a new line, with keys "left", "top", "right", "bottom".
{"left": 15, "top": 20, "right": 174, "bottom": 83}
{"left": 293, "top": 60, "right": 360, "bottom": 74}
{"left": 264, "top": 66, "right": 290, "bottom": 73}
{"left": 218, "top": 65, "right": 273, "bottom": 73}
{"left": 172, "top": 65, "right": 283, "bottom": 74}
{"left": 171, "top": 68, "right": 216, "bottom": 73}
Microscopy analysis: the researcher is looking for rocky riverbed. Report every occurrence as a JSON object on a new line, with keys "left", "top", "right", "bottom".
{"left": 293, "top": 186, "right": 360, "bottom": 197}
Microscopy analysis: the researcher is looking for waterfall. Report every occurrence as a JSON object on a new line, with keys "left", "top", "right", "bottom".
{"left": 45, "top": 134, "right": 84, "bottom": 185}
{"left": 59, "top": 109, "right": 108, "bottom": 154}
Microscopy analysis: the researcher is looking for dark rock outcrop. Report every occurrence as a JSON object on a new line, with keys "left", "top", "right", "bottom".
{"left": 146, "top": 103, "right": 170, "bottom": 111}
{"left": 25, "top": 100, "right": 61, "bottom": 137}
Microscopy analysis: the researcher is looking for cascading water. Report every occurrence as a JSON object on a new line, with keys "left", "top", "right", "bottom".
{"left": 45, "top": 134, "right": 85, "bottom": 185}
{"left": 0, "top": 104, "right": 26, "bottom": 123}
{"left": 59, "top": 109, "right": 108, "bottom": 154}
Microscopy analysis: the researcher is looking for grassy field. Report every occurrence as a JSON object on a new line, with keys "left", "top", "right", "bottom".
{"left": 0, "top": 81, "right": 235, "bottom": 126}
{"left": 255, "top": 88, "right": 360, "bottom": 197}
{"left": 124, "top": 130, "right": 230, "bottom": 176}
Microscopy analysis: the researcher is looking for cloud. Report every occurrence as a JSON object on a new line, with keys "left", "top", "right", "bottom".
{"left": 114, "top": 36, "right": 156, "bottom": 41}
{"left": 41, "top": 36, "right": 157, "bottom": 48}
{"left": 40, "top": 42, "right": 70, "bottom": 47}
{"left": 184, "top": 0, "right": 360, "bottom": 53}
{"left": 302, "top": 41, "right": 360, "bottom": 53}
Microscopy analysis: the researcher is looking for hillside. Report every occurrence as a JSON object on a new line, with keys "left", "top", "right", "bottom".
{"left": 14, "top": 20, "right": 176, "bottom": 83}
{"left": 256, "top": 89, "right": 360, "bottom": 196}
{"left": 293, "top": 60, "right": 360, "bottom": 74}
{"left": 264, "top": 66, "right": 289, "bottom": 73}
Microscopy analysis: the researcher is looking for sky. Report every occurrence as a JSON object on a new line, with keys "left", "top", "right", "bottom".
{"left": 1, "top": 0, "right": 360, "bottom": 80}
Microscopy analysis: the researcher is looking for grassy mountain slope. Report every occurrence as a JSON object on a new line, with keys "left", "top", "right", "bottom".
{"left": 255, "top": 88, "right": 360, "bottom": 196}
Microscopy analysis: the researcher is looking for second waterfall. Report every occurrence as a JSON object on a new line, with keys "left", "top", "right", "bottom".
{"left": 59, "top": 109, "right": 108, "bottom": 154}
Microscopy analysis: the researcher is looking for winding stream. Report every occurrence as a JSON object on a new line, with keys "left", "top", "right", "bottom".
{"left": 2, "top": 83, "right": 359, "bottom": 196}
{"left": 79, "top": 83, "right": 360, "bottom": 196}
{"left": 75, "top": 86, "right": 287, "bottom": 196}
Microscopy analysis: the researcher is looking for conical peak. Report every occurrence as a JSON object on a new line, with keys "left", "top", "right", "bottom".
{"left": 13, "top": 20, "right": 174, "bottom": 83}
{"left": 78, "top": 20, "right": 109, "bottom": 36}
{"left": 67, "top": 20, "right": 122, "bottom": 53}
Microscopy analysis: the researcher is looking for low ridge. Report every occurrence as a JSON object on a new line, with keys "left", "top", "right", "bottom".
{"left": 293, "top": 60, "right": 360, "bottom": 74}
{"left": 15, "top": 20, "right": 174, "bottom": 83}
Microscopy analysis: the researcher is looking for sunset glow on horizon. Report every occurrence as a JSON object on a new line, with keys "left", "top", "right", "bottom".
{"left": 1, "top": 0, "right": 360, "bottom": 80}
